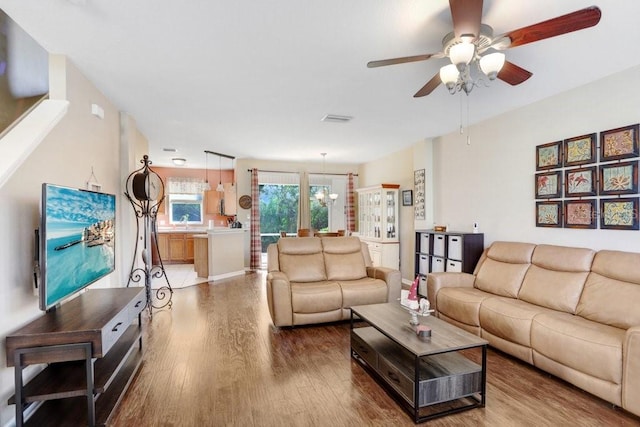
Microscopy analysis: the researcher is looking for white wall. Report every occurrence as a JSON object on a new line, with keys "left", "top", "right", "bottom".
{"left": 0, "top": 57, "right": 137, "bottom": 425}
{"left": 431, "top": 64, "right": 640, "bottom": 252}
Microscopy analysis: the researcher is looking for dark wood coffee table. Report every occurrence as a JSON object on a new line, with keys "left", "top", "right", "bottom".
{"left": 350, "top": 303, "right": 488, "bottom": 423}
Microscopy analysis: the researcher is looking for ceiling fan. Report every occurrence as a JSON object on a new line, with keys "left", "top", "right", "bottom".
{"left": 367, "top": 1, "right": 601, "bottom": 97}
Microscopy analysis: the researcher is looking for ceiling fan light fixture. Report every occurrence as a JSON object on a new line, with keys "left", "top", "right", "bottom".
{"left": 439, "top": 64, "right": 460, "bottom": 89}
{"left": 449, "top": 42, "right": 475, "bottom": 71}
{"left": 479, "top": 52, "right": 506, "bottom": 80}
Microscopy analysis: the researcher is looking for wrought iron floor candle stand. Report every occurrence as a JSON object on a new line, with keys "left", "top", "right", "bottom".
{"left": 124, "top": 155, "right": 173, "bottom": 316}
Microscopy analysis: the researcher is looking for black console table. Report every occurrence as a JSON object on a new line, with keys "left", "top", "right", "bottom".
{"left": 5, "top": 287, "right": 145, "bottom": 426}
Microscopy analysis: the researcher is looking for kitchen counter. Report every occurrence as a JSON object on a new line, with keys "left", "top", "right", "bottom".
{"left": 157, "top": 227, "right": 208, "bottom": 233}
{"left": 190, "top": 228, "right": 247, "bottom": 280}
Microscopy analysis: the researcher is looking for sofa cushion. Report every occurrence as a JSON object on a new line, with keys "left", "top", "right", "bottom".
{"left": 321, "top": 237, "right": 367, "bottom": 280}
{"left": 437, "top": 288, "right": 493, "bottom": 327}
{"left": 480, "top": 297, "right": 552, "bottom": 347}
{"left": 517, "top": 244, "right": 594, "bottom": 314}
{"left": 278, "top": 237, "right": 327, "bottom": 283}
{"left": 339, "top": 278, "right": 388, "bottom": 308}
{"left": 577, "top": 250, "right": 640, "bottom": 329}
{"left": 474, "top": 242, "right": 534, "bottom": 297}
{"left": 531, "top": 312, "right": 624, "bottom": 384}
{"left": 291, "top": 281, "right": 342, "bottom": 313}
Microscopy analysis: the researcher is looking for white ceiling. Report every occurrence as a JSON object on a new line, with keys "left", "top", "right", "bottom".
{"left": 2, "top": 1, "right": 639, "bottom": 168}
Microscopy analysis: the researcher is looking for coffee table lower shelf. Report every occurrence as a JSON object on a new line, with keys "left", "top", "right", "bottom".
{"left": 351, "top": 326, "right": 486, "bottom": 423}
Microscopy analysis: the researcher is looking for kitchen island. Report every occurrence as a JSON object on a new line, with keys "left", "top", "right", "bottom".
{"left": 194, "top": 228, "right": 247, "bottom": 281}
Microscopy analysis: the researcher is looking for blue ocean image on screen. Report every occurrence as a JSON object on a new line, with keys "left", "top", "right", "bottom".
{"left": 44, "top": 185, "right": 115, "bottom": 307}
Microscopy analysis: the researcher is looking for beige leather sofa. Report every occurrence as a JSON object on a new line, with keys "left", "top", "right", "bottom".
{"left": 266, "top": 236, "right": 401, "bottom": 327}
{"left": 427, "top": 241, "right": 640, "bottom": 417}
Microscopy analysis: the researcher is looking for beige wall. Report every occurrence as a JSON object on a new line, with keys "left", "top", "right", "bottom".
{"left": 0, "top": 57, "right": 135, "bottom": 424}
{"left": 431, "top": 64, "right": 640, "bottom": 252}
{"left": 357, "top": 145, "right": 425, "bottom": 283}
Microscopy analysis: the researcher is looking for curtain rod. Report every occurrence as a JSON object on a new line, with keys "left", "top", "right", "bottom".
{"left": 247, "top": 169, "right": 358, "bottom": 176}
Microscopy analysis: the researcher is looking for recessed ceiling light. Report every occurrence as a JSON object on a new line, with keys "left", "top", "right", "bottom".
{"left": 321, "top": 114, "right": 353, "bottom": 123}
{"left": 172, "top": 158, "right": 186, "bottom": 166}
{"left": 163, "top": 148, "right": 178, "bottom": 152}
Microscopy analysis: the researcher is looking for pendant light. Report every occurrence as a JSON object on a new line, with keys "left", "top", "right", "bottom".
{"left": 216, "top": 154, "right": 224, "bottom": 192}
{"left": 203, "top": 151, "right": 211, "bottom": 191}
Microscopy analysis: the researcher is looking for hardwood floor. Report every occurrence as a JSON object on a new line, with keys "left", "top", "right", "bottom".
{"left": 111, "top": 271, "right": 640, "bottom": 426}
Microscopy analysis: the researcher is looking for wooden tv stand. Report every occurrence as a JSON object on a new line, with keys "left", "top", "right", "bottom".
{"left": 5, "top": 287, "right": 145, "bottom": 426}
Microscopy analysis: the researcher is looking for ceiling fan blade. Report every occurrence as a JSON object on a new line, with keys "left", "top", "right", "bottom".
{"left": 499, "top": 6, "right": 601, "bottom": 49}
{"left": 414, "top": 73, "right": 442, "bottom": 98}
{"left": 367, "top": 53, "right": 439, "bottom": 68}
{"left": 450, "top": 0, "right": 483, "bottom": 39}
{"left": 497, "top": 61, "right": 533, "bottom": 85}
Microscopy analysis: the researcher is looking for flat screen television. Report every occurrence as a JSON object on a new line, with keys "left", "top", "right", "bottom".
{"left": 39, "top": 183, "right": 116, "bottom": 311}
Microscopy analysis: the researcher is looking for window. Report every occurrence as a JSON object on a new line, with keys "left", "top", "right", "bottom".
{"left": 168, "top": 193, "right": 203, "bottom": 225}
{"left": 309, "top": 174, "right": 349, "bottom": 232}
{"left": 258, "top": 171, "right": 300, "bottom": 251}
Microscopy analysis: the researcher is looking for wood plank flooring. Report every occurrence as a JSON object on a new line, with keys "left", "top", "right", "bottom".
{"left": 110, "top": 271, "right": 640, "bottom": 426}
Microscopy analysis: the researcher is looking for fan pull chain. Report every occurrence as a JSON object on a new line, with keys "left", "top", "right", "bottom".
{"left": 459, "top": 93, "right": 464, "bottom": 134}
{"left": 466, "top": 95, "right": 471, "bottom": 145}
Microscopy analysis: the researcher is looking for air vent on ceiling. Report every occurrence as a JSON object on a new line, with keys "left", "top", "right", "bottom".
{"left": 163, "top": 148, "right": 178, "bottom": 152}
{"left": 321, "top": 114, "right": 353, "bottom": 123}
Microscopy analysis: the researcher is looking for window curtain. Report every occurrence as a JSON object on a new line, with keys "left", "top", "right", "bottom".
{"left": 297, "top": 171, "right": 310, "bottom": 230}
{"left": 166, "top": 177, "right": 208, "bottom": 194}
{"left": 250, "top": 168, "right": 261, "bottom": 270}
{"left": 346, "top": 173, "right": 356, "bottom": 232}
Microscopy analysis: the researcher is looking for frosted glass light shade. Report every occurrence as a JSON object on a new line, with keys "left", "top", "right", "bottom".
{"left": 479, "top": 52, "right": 506, "bottom": 80}
{"left": 439, "top": 64, "right": 459, "bottom": 89}
{"left": 449, "top": 42, "right": 475, "bottom": 69}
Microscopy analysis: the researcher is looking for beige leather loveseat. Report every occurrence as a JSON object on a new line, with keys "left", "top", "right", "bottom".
{"left": 266, "top": 236, "right": 401, "bottom": 327}
{"left": 427, "top": 241, "right": 640, "bottom": 417}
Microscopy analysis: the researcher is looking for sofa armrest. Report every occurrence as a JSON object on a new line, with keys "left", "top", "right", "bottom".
{"left": 623, "top": 326, "right": 640, "bottom": 417}
{"left": 427, "top": 272, "right": 475, "bottom": 314}
{"left": 367, "top": 266, "right": 401, "bottom": 302}
{"left": 266, "top": 271, "right": 293, "bottom": 327}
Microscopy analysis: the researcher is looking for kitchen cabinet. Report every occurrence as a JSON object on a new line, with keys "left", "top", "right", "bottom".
{"left": 156, "top": 232, "right": 195, "bottom": 264}
{"left": 205, "top": 184, "right": 237, "bottom": 216}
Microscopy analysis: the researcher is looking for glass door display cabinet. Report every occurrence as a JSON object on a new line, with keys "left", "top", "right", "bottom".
{"left": 356, "top": 184, "right": 400, "bottom": 269}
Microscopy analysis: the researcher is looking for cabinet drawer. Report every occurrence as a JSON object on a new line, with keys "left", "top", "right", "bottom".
{"left": 418, "top": 255, "right": 429, "bottom": 275}
{"left": 103, "top": 288, "right": 144, "bottom": 355}
{"left": 378, "top": 354, "right": 414, "bottom": 404}
{"left": 351, "top": 330, "right": 378, "bottom": 368}
{"left": 446, "top": 260, "right": 462, "bottom": 273}
{"left": 419, "top": 233, "right": 430, "bottom": 254}
{"left": 379, "top": 347, "right": 483, "bottom": 408}
{"left": 447, "top": 235, "right": 463, "bottom": 260}
{"left": 431, "top": 257, "right": 445, "bottom": 273}
{"left": 433, "top": 234, "right": 446, "bottom": 257}
{"left": 101, "top": 308, "right": 130, "bottom": 355}
{"left": 129, "top": 289, "right": 146, "bottom": 319}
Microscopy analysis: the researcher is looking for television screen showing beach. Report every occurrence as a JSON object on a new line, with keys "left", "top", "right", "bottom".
{"left": 43, "top": 185, "right": 115, "bottom": 308}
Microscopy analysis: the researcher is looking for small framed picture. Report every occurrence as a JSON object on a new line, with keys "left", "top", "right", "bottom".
{"left": 536, "top": 141, "right": 563, "bottom": 170}
{"left": 536, "top": 201, "right": 563, "bottom": 228}
{"left": 564, "top": 199, "right": 597, "bottom": 229}
{"left": 565, "top": 166, "right": 597, "bottom": 197}
{"left": 402, "top": 190, "right": 413, "bottom": 206}
{"left": 535, "top": 171, "right": 562, "bottom": 199}
{"left": 564, "top": 133, "right": 596, "bottom": 166}
{"left": 600, "top": 197, "right": 640, "bottom": 230}
{"left": 599, "top": 161, "right": 638, "bottom": 196}
{"left": 600, "top": 124, "right": 639, "bottom": 161}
